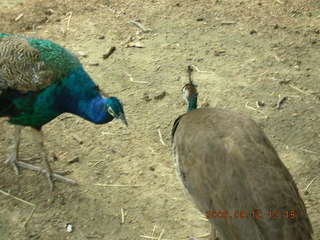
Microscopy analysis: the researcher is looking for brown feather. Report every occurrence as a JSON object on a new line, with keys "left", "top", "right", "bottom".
{"left": 172, "top": 108, "right": 313, "bottom": 240}
{"left": 0, "top": 37, "right": 54, "bottom": 92}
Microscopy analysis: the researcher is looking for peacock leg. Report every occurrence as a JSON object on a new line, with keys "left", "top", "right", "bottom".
{"left": 11, "top": 128, "right": 77, "bottom": 190}
{"left": 30, "top": 128, "right": 55, "bottom": 190}
{"left": 5, "top": 125, "right": 23, "bottom": 174}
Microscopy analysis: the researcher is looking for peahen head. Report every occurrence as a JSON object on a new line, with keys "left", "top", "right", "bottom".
{"left": 103, "top": 97, "right": 128, "bottom": 126}
{"left": 182, "top": 65, "right": 198, "bottom": 112}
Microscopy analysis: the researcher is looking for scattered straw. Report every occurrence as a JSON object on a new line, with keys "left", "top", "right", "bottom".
{"left": 95, "top": 183, "right": 144, "bottom": 187}
{"left": 15, "top": 13, "right": 24, "bottom": 22}
{"left": 195, "top": 233, "right": 210, "bottom": 238}
{"left": 0, "top": 189, "right": 35, "bottom": 207}
{"left": 301, "top": 148, "right": 318, "bottom": 154}
{"left": 140, "top": 236, "right": 169, "bottom": 240}
{"left": 121, "top": 208, "right": 125, "bottom": 224}
{"left": 191, "top": 65, "right": 214, "bottom": 73}
{"left": 66, "top": 12, "right": 73, "bottom": 34}
{"left": 158, "top": 129, "right": 167, "bottom": 146}
{"left": 125, "top": 72, "right": 148, "bottom": 84}
{"left": 152, "top": 225, "right": 157, "bottom": 236}
{"left": 24, "top": 207, "right": 36, "bottom": 228}
{"left": 0, "top": 189, "right": 36, "bottom": 229}
{"left": 245, "top": 102, "right": 267, "bottom": 119}
{"left": 129, "top": 20, "right": 152, "bottom": 33}
{"left": 304, "top": 177, "right": 318, "bottom": 194}
{"left": 158, "top": 229, "right": 165, "bottom": 240}
{"left": 200, "top": 216, "right": 208, "bottom": 221}
{"left": 289, "top": 84, "right": 311, "bottom": 96}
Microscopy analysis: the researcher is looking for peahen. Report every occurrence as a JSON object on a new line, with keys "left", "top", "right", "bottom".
{"left": 0, "top": 33, "right": 128, "bottom": 190}
{"left": 171, "top": 66, "right": 313, "bottom": 240}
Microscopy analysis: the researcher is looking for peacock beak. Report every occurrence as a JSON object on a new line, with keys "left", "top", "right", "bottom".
{"left": 118, "top": 113, "right": 128, "bottom": 127}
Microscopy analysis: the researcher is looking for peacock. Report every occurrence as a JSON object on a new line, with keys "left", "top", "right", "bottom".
{"left": 171, "top": 66, "right": 313, "bottom": 240}
{"left": 0, "top": 33, "right": 128, "bottom": 190}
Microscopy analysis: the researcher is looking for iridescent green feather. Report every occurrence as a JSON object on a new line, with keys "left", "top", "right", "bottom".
{"left": 28, "top": 38, "right": 82, "bottom": 81}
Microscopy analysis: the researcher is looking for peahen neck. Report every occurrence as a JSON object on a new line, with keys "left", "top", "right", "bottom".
{"left": 187, "top": 96, "right": 198, "bottom": 112}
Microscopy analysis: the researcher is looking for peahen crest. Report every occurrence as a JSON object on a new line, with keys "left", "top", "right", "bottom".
{"left": 182, "top": 66, "right": 198, "bottom": 111}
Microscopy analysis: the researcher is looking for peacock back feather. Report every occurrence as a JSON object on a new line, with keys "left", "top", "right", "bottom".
{"left": 0, "top": 33, "right": 81, "bottom": 93}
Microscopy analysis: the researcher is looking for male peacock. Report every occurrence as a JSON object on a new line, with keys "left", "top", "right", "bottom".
{"left": 171, "top": 66, "right": 313, "bottom": 240}
{"left": 0, "top": 33, "right": 128, "bottom": 190}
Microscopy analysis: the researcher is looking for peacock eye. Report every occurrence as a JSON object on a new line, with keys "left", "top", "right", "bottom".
{"left": 94, "top": 85, "right": 100, "bottom": 91}
{"left": 108, "top": 107, "right": 115, "bottom": 116}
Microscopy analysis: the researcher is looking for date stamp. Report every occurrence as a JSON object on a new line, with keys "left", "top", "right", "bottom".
{"left": 205, "top": 209, "right": 298, "bottom": 219}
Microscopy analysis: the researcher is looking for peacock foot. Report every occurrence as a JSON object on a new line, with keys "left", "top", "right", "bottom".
{"left": 15, "top": 161, "right": 77, "bottom": 190}
{"left": 5, "top": 153, "right": 20, "bottom": 175}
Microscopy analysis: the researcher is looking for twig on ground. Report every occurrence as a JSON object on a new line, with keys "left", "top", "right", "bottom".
{"left": 275, "top": 95, "right": 288, "bottom": 109}
{"left": 140, "top": 236, "right": 169, "bottom": 240}
{"left": 0, "top": 189, "right": 36, "bottom": 229}
{"left": 129, "top": 20, "right": 152, "bottom": 33}
{"left": 59, "top": 116, "right": 73, "bottom": 121}
{"left": 15, "top": 13, "right": 24, "bottom": 22}
{"left": 220, "top": 21, "right": 236, "bottom": 25}
{"left": 152, "top": 225, "right": 157, "bottom": 236}
{"left": 125, "top": 72, "right": 148, "bottom": 84}
{"left": 245, "top": 102, "right": 267, "bottom": 116}
{"left": 95, "top": 183, "right": 144, "bottom": 187}
{"left": 0, "top": 189, "right": 35, "bottom": 207}
{"left": 103, "top": 47, "right": 116, "bottom": 59}
{"left": 195, "top": 233, "right": 210, "bottom": 238}
{"left": 24, "top": 207, "right": 36, "bottom": 228}
{"left": 158, "top": 129, "right": 167, "bottom": 146}
{"left": 191, "top": 65, "right": 215, "bottom": 73}
{"left": 304, "top": 177, "right": 318, "bottom": 195}
{"left": 289, "top": 84, "right": 311, "bottom": 96}
{"left": 158, "top": 229, "right": 165, "bottom": 240}
{"left": 301, "top": 148, "right": 318, "bottom": 154}
{"left": 72, "top": 134, "right": 83, "bottom": 144}
{"left": 121, "top": 208, "right": 125, "bottom": 224}
{"left": 63, "top": 12, "right": 73, "bottom": 36}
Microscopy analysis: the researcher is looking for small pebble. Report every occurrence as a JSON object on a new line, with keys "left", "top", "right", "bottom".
{"left": 154, "top": 91, "right": 167, "bottom": 100}
{"left": 142, "top": 93, "right": 152, "bottom": 102}
{"left": 256, "top": 101, "right": 265, "bottom": 107}
{"left": 68, "top": 157, "right": 80, "bottom": 164}
{"left": 78, "top": 51, "right": 88, "bottom": 58}
{"left": 196, "top": 17, "right": 205, "bottom": 21}
{"left": 149, "top": 166, "right": 155, "bottom": 171}
{"left": 250, "top": 30, "right": 257, "bottom": 35}
{"left": 66, "top": 223, "right": 73, "bottom": 233}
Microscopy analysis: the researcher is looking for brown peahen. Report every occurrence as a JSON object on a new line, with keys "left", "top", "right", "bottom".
{"left": 171, "top": 66, "right": 313, "bottom": 240}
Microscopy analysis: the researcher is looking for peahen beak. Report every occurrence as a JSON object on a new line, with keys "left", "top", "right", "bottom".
{"left": 118, "top": 113, "right": 128, "bottom": 127}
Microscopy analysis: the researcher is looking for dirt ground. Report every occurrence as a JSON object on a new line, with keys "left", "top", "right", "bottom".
{"left": 0, "top": 0, "right": 320, "bottom": 239}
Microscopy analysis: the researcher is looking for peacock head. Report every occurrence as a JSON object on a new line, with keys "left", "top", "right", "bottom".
{"left": 104, "top": 97, "right": 128, "bottom": 126}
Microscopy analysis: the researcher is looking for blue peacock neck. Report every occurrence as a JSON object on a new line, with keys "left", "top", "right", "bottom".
{"left": 53, "top": 69, "right": 114, "bottom": 124}
{"left": 187, "top": 96, "right": 198, "bottom": 112}
{"left": 77, "top": 96, "right": 114, "bottom": 124}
